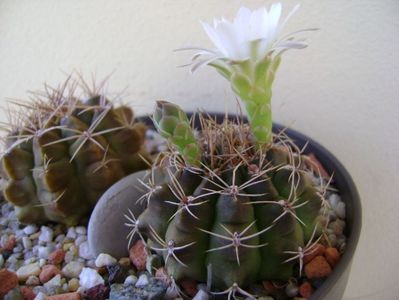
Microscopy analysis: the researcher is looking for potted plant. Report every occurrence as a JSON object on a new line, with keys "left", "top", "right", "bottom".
{"left": 88, "top": 3, "right": 361, "bottom": 299}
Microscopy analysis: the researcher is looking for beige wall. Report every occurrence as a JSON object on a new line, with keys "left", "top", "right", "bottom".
{"left": 1, "top": 1, "right": 398, "bottom": 298}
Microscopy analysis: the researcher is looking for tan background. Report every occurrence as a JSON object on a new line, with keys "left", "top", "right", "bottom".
{"left": 1, "top": 1, "right": 398, "bottom": 298}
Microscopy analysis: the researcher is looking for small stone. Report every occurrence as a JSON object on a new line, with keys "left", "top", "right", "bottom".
{"left": 328, "top": 219, "right": 345, "bottom": 236}
{"left": 39, "top": 265, "right": 61, "bottom": 283}
{"left": 16, "top": 263, "right": 41, "bottom": 281}
{"left": 68, "top": 278, "right": 80, "bottom": 292}
{"left": 4, "top": 287, "right": 24, "bottom": 300}
{"left": 0, "top": 269, "right": 19, "bottom": 298}
{"left": 62, "top": 261, "right": 84, "bottom": 279}
{"left": 22, "top": 237, "right": 32, "bottom": 250}
{"left": 118, "top": 257, "right": 131, "bottom": 268}
{"left": 74, "top": 236, "right": 87, "bottom": 247}
{"left": 20, "top": 286, "right": 36, "bottom": 300}
{"left": 328, "top": 194, "right": 341, "bottom": 209}
{"left": 45, "top": 292, "right": 81, "bottom": 300}
{"left": 180, "top": 279, "right": 198, "bottom": 298}
{"left": 38, "top": 226, "right": 54, "bottom": 243}
{"left": 48, "top": 249, "right": 66, "bottom": 265}
{"left": 304, "top": 256, "right": 332, "bottom": 279}
{"left": 33, "top": 292, "right": 47, "bottom": 300}
{"left": 123, "top": 275, "right": 137, "bottom": 285}
{"left": 135, "top": 274, "right": 149, "bottom": 287}
{"left": 79, "top": 242, "right": 93, "bottom": 260}
{"left": 66, "top": 228, "right": 77, "bottom": 240}
{"left": 193, "top": 289, "right": 210, "bottom": 300}
{"left": 44, "top": 274, "right": 62, "bottom": 289}
{"left": 55, "top": 235, "right": 66, "bottom": 243}
{"left": 325, "top": 247, "right": 340, "bottom": 267}
{"left": 75, "top": 227, "right": 87, "bottom": 235}
{"left": 79, "top": 268, "right": 104, "bottom": 290}
{"left": 38, "top": 259, "right": 46, "bottom": 268}
{"left": 64, "top": 251, "right": 75, "bottom": 264}
{"left": 303, "top": 243, "right": 326, "bottom": 264}
{"left": 328, "top": 234, "right": 337, "bottom": 247}
{"left": 110, "top": 280, "right": 167, "bottom": 300}
{"left": 23, "top": 225, "right": 38, "bottom": 236}
{"left": 335, "top": 202, "right": 346, "bottom": 219}
{"left": 285, "top": 281, "right": 299, "bottom": 297}
{"left": 95, "top": 253, "right": 117, "bottom": 267}
{"left": 3, "top": 236, "right": 17, "bottom": 251}
{"left": 38, "top": 246, "right": 52, "bottom": 260}
{"left": 155, "top": 267, "right": 171, "bottom": 285}
{"left": 299, "top": 282, "right": 313, "bottom": 298}
{"left": 26, "top": 275, "right": 40, "bottom": 286}
{"left": 83, "top": 284, "right": 109, "bottom": 300}
{"left": 129, "top": 240, "right": 147, "bottom": 271}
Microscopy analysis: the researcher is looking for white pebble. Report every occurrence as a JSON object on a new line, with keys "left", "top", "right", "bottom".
{"left": 26, "top": 275, "right": 40, "bottom": 285}
{"left": 95, "top": 253, "right": 117, "bottom": 267}
{"left": 75, "top": 226, "right": 87, "bottom": 235}
{"left": 79, "top": 267, "right": 104, "bottom": 289}
{"left": 55, "top": 234, "right": 65, "bottom": 243}
{"left": 62, "top": 261, "right": 84, "bottom": 278}
{"left": 34, "top": 292, "right": 47, "bottom": 300}
{"left": 39, "top": 226, "right": 54, "bottom": 243}
{"left": 39, "top": 258, "right": 46, "bottom": 268}
{"left": 79, "top": 241, "right": 94, "bottom": 260}
{"left": 328, "top": 194, "right": 341, "bottom": 209}
{"left": 44, "top": 274, "right": 62, "bottom": 289}
{"left": 335, "top": 202, "right": 346, "bottom": 219}
{"left": 124, "top": 275, "right": 137, "bottom": 285}
{"left": 38, "top": 246, "right": 51, "bottom": 259}
{"left": 16, "top": 262, "right": 41, "bottom": 280}
{"left": 23, "top": 225, "right": 38, "bottom": 235}
{"left": 74, "top": 235, "right": 87, "bottom": 247}
{"left": 66, "top": 228, "right": 77, "bottom": 239}
{"left": 64, "top": 251, "right": 75, "bottom": 264}
{"left": 22, "top": 237, "right": 32, "bottom": 250}
{"left": 135, "top": 274, "right": 149, "bottom": 287}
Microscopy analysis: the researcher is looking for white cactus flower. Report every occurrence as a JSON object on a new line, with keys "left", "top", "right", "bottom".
{"left": 179, "top": 3, "right": 316, "bottom": 72}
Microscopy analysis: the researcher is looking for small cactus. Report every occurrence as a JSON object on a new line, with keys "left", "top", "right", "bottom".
{"left": 126, "top": 102, "right": 329, "bottom": 293}
{"left": 0, "top": 76, "right": 150, "bottom": 225}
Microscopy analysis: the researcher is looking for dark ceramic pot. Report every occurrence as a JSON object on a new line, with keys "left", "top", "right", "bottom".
{"left": 138, "top": 113, "right": 362, "bottom": 300}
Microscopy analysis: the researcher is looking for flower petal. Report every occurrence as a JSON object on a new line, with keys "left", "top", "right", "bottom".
{"left": 201, "top": 21, "right": 228, "bottom": 56}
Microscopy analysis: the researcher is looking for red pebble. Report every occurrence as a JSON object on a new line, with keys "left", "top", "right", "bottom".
{"left": 129, "top": 240, "right": 147, "bottom": 271}
{"left": 303, "top": 243, "right": 326, "bottom": 264}
{"left": 325, "top": 247, "right": 340, "bottom": 268}
{"left": 155, "top": 267, "right": 171, "bottom": 286}
{"left": 0, "top": 269, "right": 18, "bottom": 298}
{"left": 304, "top": 256, "right": 332, "bottom": 279}
{"left": 3, "top": 236, "right": 16, "bottom": 251}
{"left": 262, "top": 281, "right": 278, "bottom": 293}
{"left": 299, "top": 281, "right": 314, "bottom": 298}
{"left": 46, "top": 292, "right": 81, "bottom": 300}
{"left": 39, "top": 265, "right": 61, "bottom": 283}
{"left": 305, "top": 153, "right": 330, "bottom": 179}
{"left": 180, "top": 279, "right": 198, "bottom": 297}
{"left": 48, "top": 249, "right": 66, "bottom": 265}
{"left": 20, "top": 286, "right": 36, "bottom": 300}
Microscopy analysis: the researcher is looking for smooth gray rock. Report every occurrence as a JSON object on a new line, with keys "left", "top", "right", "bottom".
{"left": 88, "top": 170, "right": 148, "bottom": 259}
{"left": 110, "top": 279, "right": 167, "bottom": 300}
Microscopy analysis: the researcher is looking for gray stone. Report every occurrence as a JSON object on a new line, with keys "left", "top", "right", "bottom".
{"left": 110, "top": 278, "right": 167, "bottom": 300}
{"left": 4, "top": 287, "right": 24, "bottom": 300}
{"left": 193, "top": 289, "right": 210, "bottom": 300}
{"left": 88, "top": 170, "right": 150, "bottom": 258}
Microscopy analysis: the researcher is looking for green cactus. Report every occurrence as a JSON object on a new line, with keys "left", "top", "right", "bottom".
{"left": 126, "top": 102, "right": 328, "bottom": 296}
{"left": 0, "top": 78, "right": 150, "bottom": 225}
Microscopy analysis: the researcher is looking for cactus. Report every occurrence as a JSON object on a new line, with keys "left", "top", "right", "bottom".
{"left": 0, "top": 77, "right": 150, "bottom": 225}
{"left": 125, "top": 101, "right": 329, "bottom": 295}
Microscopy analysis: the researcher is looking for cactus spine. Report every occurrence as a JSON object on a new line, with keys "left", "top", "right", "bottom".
{"left": 126, "top": 102, "right": 328, "bottom": 295}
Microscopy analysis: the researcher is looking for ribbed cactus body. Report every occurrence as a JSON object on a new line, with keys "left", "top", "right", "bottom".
{"left": 1, "top": 95, "right": 150, "bottom": 225}
{"left": 136, "top": 145, "right": 322, "bottom": 289}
